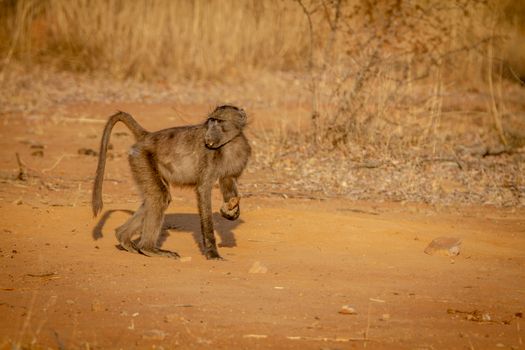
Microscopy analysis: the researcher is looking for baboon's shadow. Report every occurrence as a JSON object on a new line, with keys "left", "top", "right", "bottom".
{"left": 92, "top": 209, "right": 241, "bottom": 254}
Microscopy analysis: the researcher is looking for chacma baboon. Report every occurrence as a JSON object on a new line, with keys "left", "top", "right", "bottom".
{"left": 92, "top": 106, "right": 251, "bottom": 260}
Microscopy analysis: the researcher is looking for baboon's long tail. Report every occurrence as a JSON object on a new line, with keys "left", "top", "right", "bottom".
{"left": 92, "top": 111, "right": 148, "bottom": 217}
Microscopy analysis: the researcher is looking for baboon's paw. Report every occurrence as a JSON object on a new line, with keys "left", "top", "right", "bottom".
{"left": 227, "top": 197, "right": 240, "bottom": 210}
{"left": 220, "top": 203, "right": 240, "bottom": 221}
{"left": 204, "top": 249, "right": 224, "bottom": 260}
{"left": 139, "top": 248, "right": 180, "bottom": 259}
{"left": 117, "top": 242, "right": 140, "bottom": 254}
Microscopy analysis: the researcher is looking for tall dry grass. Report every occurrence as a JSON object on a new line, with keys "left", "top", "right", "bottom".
{"left": 1, "top": 1, "right": 522, "bottom": 82}
{"left": 1, "top": 0, "right": 310, "bottom": 79}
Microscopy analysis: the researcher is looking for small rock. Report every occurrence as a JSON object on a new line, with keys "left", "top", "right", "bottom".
{"left": 380, "top": 313, "right": 390, "bottom": 321}
{"left": 424, "top": 237, "right": 461, "bottom": 256}
{"left": 249, "top": 261, "right": 268, "bottom": 274}
{"left": 91, "top": 299, "right": 103, "bottom": 312}
{"left": 243, "top": 334, "right": 267, "bottom": 339}
{"left": 369, "top": 298, "right": 386, "bottom": 303}
{"left": 338, "top": 305, "right": 357, "bottom": 315}
{"left": 29, "top": 143, "right": 45, "bottom": 149}
{"left": 142, "top": 329, "right": 166, "bottom": 341}
{"left": 196, "top": 337, "right": 211, "bottom": 344}
{"left": 448, "top": 308, "right": 491, "bottom": 322}
{"left": 78, "top": 148, "right": 98, "bottom": 156}
{"left": 164, "top": 314, "right": 178, "bottom": 323}
{"left": 180, "top": 256, "right": 192, "bottom": 262}
{"left": 466, "top": 312, "right": 490, "bottom": 322}
{"left": 66, "top": 299, "right": 75, "bottom": 305}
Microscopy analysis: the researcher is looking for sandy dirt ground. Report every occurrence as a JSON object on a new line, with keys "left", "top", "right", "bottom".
{"left": 1, "top": 102, "right": 524, "bottom": 349}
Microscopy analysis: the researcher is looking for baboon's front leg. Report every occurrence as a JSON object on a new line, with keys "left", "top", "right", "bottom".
{"left": 219, "top": 177, "right": 240, "bottom": 221}
{"left": 196, "top": 182, "right": 221, "bottom": 260}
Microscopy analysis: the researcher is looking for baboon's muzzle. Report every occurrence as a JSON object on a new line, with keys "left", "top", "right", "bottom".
{"left": 205, "top": 120, "right": 223, "bottom": 149}
{"left": 205, "top": 131, "right": 222, "bottom": 149}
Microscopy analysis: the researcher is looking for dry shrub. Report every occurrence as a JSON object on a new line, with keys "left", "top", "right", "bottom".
{"left": 296, "top": 0, "right": 524, "bottom": 153}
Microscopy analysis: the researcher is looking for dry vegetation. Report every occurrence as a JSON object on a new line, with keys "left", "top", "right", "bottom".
{"left": 1, "top": 0, "right": 524, "bottom": 206}
{"left": 0, "top": 0, "right": 309, "bottom": 78}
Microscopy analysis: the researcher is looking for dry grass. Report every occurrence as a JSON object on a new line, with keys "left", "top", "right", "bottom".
{"left": 1, "top": 0, "right": 310, "bottom": 79}
{"left": 2, "top": 1, "right": 522, "bottom": 82}
{"left": 0, "top": 1, "right": 524, "bottom": 206}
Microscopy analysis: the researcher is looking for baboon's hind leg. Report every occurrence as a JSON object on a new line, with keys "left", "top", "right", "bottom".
{"left": 129, "top": 151, "right": 179, "bottom": 259}
{"left": 136, "top": 201, "right": 179, "bottom": 258}
{"left": 115, "top": 204, "right": 145, "bottom": 254}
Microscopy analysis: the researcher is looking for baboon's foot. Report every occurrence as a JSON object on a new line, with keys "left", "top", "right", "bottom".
{"left": 117, "top": 241, "right": 140, "bottom": 254}
{"left": 220, "top": 197, "right": 240, "bottom": 221}
{"left": 204, "top": 248, "right": 224, "bottom": 260}
{"left": 138, "top": 247, "right": 180, "bottom": 259}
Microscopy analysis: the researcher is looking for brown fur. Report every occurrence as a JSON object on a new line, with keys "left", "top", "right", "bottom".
{"left": 92, "top": 106, "right": 251, "bottom": 259}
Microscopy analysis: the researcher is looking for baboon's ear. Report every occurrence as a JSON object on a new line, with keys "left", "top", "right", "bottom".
{"left": 239, "top": 109, "right": 247, "bottom": 125}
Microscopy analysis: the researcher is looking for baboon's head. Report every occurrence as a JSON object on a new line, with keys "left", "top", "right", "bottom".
{"left": 204, "top": 105, "right": 247, "bottom": 149}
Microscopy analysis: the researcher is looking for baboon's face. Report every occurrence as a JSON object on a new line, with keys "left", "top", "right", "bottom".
{"left": 204, "top": 106, "right": 246, "bottom": 149}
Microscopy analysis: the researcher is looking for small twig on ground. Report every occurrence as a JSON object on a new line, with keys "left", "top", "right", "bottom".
{"left": 336, "top": 208, "right": 379, "bottom": 215}
{"left": 72, "top": 183, "right": 82, "bottom": 207}
{"left": 353, "top": 161, "right": 382, "bottom": 169}
{"left": 243, "top": 191, "right": 329, "bottom": 201}
{"left": 247, "top": 239, "right": 283, "bottom": 243}
{"left": 482, "top": 145, "right": 512, "bottom": 157}
{"left": 40, "top": 178, "right": 58, "bottom": 192}
{"left": 467, "top": 335, "right": 475, "bottom": 350}
{"left": 518, "top": 319, "right": 523, "bottom": 346}
{"left": 42, "top": 154, "right": 66, "bottom": 173}
{"left": 418, "top": 157, "right": 463, "bottom": 170}
{"left": 364, "top": 301, "right": 371, "bottom": 347}
{"left": 13, "top": 153, "right": 69, "bottom": 191}
{"left": 286, "top": 335, "right": 366, "bottom": 342}
{"left": 16, "top": 153, "right": 28, "bottom": 181}
{"left": 507, "top": 64, "right": 525, "bottom": 86}
{"left": 16, "top": 291, "right": 37, "bottom": 349}
{"left": 26, "top": 272, "right": 59, "bottom": 278}
{"left": 54, "top": 116, "right": 106, "bottom": 124}
{"left": 54, "top": 330, "right": 66, "bottom": 350}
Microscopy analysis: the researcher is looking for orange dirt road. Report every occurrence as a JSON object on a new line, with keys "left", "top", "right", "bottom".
{"left": 0, "top": 103, "right": 524, "bottom": 349}
{"left": 1, "top": 197, "right": 524, "bottom": 349}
